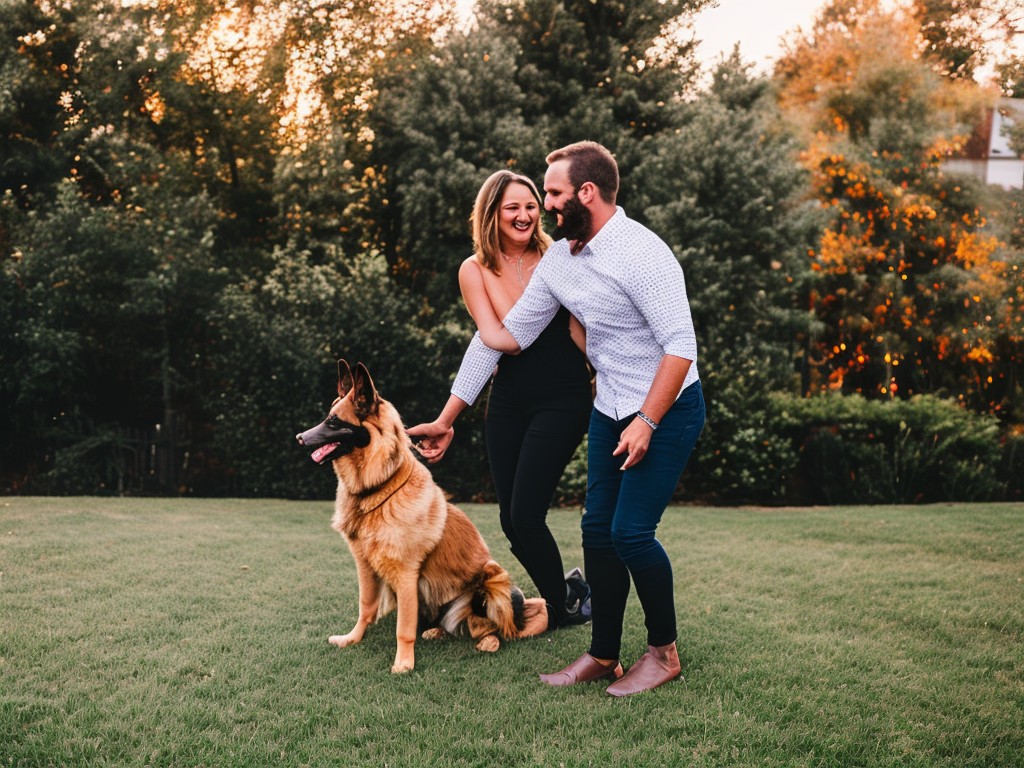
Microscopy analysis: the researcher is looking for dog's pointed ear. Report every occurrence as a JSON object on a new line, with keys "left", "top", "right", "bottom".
{"left": 337, "top": 359, "right": 354, "bottom": 398}
{"left": 351, "top": 362, "right": 380, "bottom": 419}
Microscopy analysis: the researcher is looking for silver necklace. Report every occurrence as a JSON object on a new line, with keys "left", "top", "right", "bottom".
{"left": 502, "top": 247, "right": 534, "bottom": 287}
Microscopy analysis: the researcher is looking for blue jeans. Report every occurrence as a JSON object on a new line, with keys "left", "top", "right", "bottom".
{"left": 581, "top": 381, "right": 705, "bottom": 656}
{"left": 583, "top": 381, "right": 705, "bottom": 565}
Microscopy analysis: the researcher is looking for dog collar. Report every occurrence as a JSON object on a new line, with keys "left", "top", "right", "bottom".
{"left": 357, "top": 460, "right": 416, "bottom": 513}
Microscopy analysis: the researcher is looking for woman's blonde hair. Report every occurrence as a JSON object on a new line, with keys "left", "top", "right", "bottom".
{"left": 470, "top": 170, "right": 552, "bottom": 273}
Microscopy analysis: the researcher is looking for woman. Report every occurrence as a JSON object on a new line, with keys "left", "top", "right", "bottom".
{"left": 457, "top": 169, "right": 593, "bottom": 630}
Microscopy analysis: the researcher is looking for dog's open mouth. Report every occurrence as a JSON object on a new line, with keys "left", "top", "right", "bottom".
{"left": 310, "top": 443, "right": 340, "bottom": 464}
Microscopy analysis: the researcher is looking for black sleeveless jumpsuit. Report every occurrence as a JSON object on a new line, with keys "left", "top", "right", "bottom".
{"left": 484, "top": 305, "right": 592, "bottom": 624}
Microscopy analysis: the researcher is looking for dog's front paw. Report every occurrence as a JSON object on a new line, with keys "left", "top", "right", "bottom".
{"left": 474, "top": 634, "right": 500, "bottom": 653}
{"left": 328, "top": 633, "right": 359, "bottom": 648}
{"left": 421, "top": 627, "right": 447, "bottom": 640}
{"left": 391, "top": 659, "right": 415, "bottom": 674}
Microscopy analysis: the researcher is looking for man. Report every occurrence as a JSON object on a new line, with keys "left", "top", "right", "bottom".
{"left": 409, "top": 141, "right": 704, "bottom": 696}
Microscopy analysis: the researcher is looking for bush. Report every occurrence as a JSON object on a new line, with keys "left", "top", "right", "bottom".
{"left": 771, "top": 393, "right": 1004, "bottom": 504}
{"left": 682, "top": 373, "right": 800, "bottom": 505}
{"left": 997, "top": 425, "right": 1024, "bottom": 502}
{"left": 545, "top": 392, "right": 1015, "bottom": 507}
{"left": 554, "top": 436, "right": 588, "bottom": 508}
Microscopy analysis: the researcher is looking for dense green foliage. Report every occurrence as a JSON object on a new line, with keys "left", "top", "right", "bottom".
{"left": 1, "top": 0, "right": 1021, "bottom": 502}
{"left": 772, "top": 392, "right": 1007, "bottom": 504}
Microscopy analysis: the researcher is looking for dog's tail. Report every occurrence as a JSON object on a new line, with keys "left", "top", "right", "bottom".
{"left": 439, "top": 560, "right": 541, "bottom": 640}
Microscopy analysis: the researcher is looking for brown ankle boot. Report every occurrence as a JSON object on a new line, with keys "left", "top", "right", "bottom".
{"left": 605, "top": 641, "right": 681, "bottom": 697}
{"left": 539, "top": 653, "right": 623, "bottom": 687}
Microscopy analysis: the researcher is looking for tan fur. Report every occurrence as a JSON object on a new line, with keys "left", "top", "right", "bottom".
{"left": 320, "top": 361, "right": 547, "bottom": 673}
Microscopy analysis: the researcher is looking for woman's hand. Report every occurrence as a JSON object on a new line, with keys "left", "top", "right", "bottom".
{"left": 407, "top": 421, "right": 455, "bottom": 463}
{"left": 407, "top": 394, "right": 470, "bottom": 463}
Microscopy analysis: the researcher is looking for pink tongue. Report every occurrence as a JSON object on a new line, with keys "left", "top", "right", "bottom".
{"left": 312, "top": 443, "right": 339, "bottom": 463}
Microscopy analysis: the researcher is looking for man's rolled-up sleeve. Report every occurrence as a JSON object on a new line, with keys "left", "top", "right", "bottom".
{"left": 502, "top": 272, "right": 560, "bottom": 350}
{"left": 450, "top": 332, "right": 502, "bottom": 406}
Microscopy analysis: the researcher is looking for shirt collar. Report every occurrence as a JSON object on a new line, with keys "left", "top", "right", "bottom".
{"left": 579, "top": 206, "right": 626, "bottom": 257}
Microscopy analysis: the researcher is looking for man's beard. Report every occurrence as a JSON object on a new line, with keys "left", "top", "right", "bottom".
{"left": 551, "top": 193, "right": 592, "bottom": 242}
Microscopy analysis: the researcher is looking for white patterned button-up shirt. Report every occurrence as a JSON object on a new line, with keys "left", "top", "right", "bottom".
{"left": 452, "top": 207, "right": 699, "bottom": 419}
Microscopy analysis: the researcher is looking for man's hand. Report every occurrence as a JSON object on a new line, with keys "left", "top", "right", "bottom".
{"left": 407, "top": 422, "right": 455, "bottom": 463}
{"left": 612, "top": 355, "right": 692, "bottom": 470}
{"left": 611, "top": 417, "right": 654, "bottom": 471}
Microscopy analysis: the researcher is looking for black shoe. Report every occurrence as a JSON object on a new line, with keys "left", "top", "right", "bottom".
{"left": 557, "top": 605, "right": 591, "bottom": 628}
{"left": 564, "top": 567, "right": 592, "bottom": 619}
{"left": 546, "top": 600, "right": 591, "bottom": 630}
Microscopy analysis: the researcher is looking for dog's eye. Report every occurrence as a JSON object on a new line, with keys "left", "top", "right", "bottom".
{"left": 325, "top": 416, "right": 342, "bottom": 429}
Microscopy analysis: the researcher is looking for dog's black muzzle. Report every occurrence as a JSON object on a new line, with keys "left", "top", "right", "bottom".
{"left": 295, "top": 416, "right": 370, "bottom": 465}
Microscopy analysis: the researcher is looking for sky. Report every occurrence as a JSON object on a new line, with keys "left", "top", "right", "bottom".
{"left": 453, "top": 0, "right": 830, "bottom": 72}
{"left": 689, "top": 0, "right": 827, "bottom": 72}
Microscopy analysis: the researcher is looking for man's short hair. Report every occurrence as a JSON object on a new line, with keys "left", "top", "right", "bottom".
{"left": 546, "top": 141, "right": 619, "bottom": 204}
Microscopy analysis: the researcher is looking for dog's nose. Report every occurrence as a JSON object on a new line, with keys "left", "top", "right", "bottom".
{"left": 295, "top": 433, "right": 305, "bottom": 445}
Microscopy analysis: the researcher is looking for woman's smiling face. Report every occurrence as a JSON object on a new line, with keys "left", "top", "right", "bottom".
{"left": 497, "top": 181, "right": 540, "bottom": 252}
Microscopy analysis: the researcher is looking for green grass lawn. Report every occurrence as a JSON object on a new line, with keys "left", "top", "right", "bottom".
{"left": 1, "top": 497, "right": 1021, "bottom": 767}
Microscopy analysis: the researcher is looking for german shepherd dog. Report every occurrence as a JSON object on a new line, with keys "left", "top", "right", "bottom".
{"left": 296, "top": 360, "right": 548, "bottom": 673}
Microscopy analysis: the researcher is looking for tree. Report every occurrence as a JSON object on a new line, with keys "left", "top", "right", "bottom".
{"left": 0, "top": 0, "right": 460, "bottom": 493}
{"left": 478, "top": 0, "right": 710, "bottom": 214}
{"left": 994, "top": 55, "right": 1024, "bottom": 98}
{"left": 911, "top": 0, "right": 1024, "bottom": 80}
{"left": 0, "top": 0, "right": 70, "bottom": 211}
{"left": 633, "top": 53, "right": 821, "bottom": 501}
{"left": 1, "top": 171, "right": 221, "bottom": 492}
{"left": 776, "top": 0, "right": 1022, "bottom": 421}
{"left": 370, "top": 24, "right": 546, "bottom": 307}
